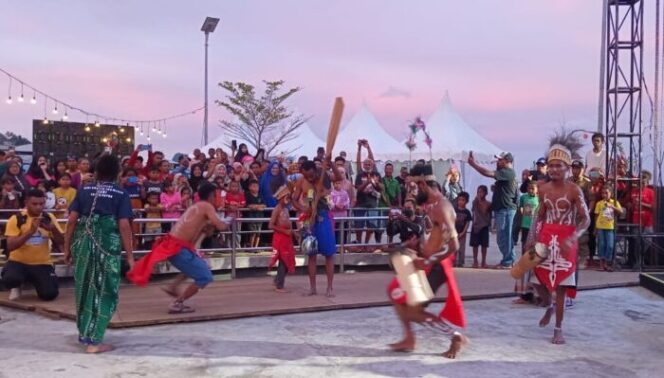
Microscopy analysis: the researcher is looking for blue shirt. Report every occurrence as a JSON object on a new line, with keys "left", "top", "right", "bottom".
{"left": 70, "top": 182, "right": 133, "bottom": 220}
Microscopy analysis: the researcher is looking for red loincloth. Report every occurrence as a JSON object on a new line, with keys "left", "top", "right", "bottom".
{"left": 268, "top": 232, "right": 296, "bottom": 274}
{"left": 126, "top": 234, "right": 197, "bottom": 286}
{"left": 533, "top": 223, "right": 577, "bottom": 296}
{"left": 387, "top": 254, "right": 466, "bottom": 328}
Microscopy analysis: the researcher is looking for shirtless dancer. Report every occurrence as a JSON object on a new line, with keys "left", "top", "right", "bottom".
{"left": 292, "top": 157, "right": 343, "bottom": 297}
{"left": 127, "top": 183, "right": 232, "bottom": 313}
{"left": 387, "top": 164, "right": 467, "bottom": 359}
{"left": 525, "top": 144, "right": 590, "bottom": 344}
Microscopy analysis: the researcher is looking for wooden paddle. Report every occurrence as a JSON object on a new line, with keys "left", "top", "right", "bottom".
{"left": 325, "top": 97, "right": 345, "bottom": 155}
{"left": 308, "top": 97, "right": 345, "bottom": 225}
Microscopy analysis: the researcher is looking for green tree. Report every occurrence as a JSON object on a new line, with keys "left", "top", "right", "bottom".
{"left": 216, "top": 80, "right": 308, "bottom": 157}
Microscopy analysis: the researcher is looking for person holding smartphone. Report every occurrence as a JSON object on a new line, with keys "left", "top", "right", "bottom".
{"left": 2, "top": 189, "right": 63, "bottom": 302}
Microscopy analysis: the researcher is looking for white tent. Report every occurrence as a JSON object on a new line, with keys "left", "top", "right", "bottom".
{"left": 273, "top": 122, "right": 325, "bottom": 158}
{"left": 336, "top": 103, "right": 404, "bottom": 161}
{"left": 405, "top": 93, "right": 502, "bottom": 162}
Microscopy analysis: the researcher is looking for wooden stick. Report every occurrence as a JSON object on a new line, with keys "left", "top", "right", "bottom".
{"left": 325, "top": 97, "right": 345, "bottom": 155}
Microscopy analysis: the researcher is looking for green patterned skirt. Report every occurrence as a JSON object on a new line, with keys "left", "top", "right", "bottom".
{"left": 71, "top": 214, "right": 122, "bottom": 345}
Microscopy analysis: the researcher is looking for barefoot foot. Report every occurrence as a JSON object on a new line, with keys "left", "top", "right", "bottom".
{"left": 552, "top": 327, "right": 566, "bottom": 344}
{"left": 539, "top": 306, "right": 554, "bottom": 328}
{"left": 85, "top": 344, "right": 115, "bottom": 354}
{"left": 303, "top": 288, "right": 317, "bottom": 296}
{"left": 325, "top": 287, "right": 335, "bottom": 298}
{"left": 442, "top": 333, "right": 468, "bottom": 359}
{"left": 388, "top": 338, "right": 415, "bottom": 352}
{"left": 274, "top": 288, "right": 290, "bottom": 293}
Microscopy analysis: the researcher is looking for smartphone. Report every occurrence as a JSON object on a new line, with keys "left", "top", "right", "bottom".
{"left": 231, "top": 140, "right": 237, "bottom": 150}
{"left": 128, "top": 176, "right": 139, "bottom": 184}
{"left": 40, "top": 214, "right": 52, "bottom": 226}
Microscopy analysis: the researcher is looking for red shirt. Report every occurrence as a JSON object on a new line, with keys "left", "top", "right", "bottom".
{"left": 631, "top": 186, "right": 655, "bottom": 227}
{"left": 225, "top": 191, "right": 246, "bottom": 210}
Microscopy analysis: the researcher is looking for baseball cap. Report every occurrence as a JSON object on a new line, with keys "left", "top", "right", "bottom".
{"left": 536, "top": 157, "right": 547, "bottom": 166}
{"left": 494, "top": 152, "right": 513, "bottom": 163}
{"left": 571, "top": 159, "right": 584, "bottom": 168}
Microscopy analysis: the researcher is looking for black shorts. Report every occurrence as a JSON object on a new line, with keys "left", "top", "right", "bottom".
{"left": 469, "top": 226, "right": 489, "bottom": 247}
{"left": 427, "top": 263, "right": 448, "bottom": 295}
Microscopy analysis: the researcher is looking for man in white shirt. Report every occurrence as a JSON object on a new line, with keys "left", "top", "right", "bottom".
{"left": 585, "top": 132, "right": 606, "bottom": 172}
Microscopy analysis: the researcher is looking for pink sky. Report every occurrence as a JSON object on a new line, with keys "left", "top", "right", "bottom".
{"left": 0, "top": 1, "right": 659, "bottom": 166}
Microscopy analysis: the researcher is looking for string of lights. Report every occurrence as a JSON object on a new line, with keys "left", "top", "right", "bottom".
{"left": 2, "top": 67, "right": 204, "bottom": 140}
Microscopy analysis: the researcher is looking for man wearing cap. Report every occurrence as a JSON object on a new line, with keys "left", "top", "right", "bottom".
{"left": 468, "top": 151, "right": 518, "bottom": 269}
{"left": 569, "top": 159, "right": 592, "bottom": 268}
{"left": 520, "top": 158, "right": 549, "bottom": 194}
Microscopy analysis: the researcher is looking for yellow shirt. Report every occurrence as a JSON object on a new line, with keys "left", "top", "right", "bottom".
{"left": 595, "top": 199, "right": 622, "bottom": 230}
{"left": 4, "top": 211, "right": 63, "bottom": 265}
{"left": 53, "top": 187, "right": 77, "bottom": 210}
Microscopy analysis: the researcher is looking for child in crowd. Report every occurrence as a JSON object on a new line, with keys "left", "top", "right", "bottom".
{"left": 515, "top": 181, "right": 539, "bottom": 298}
{"left": 160, "top": 178, "right": 182, "bottom": 233}
{"left": 519, "top": 181, "right": 539, "bottom": 252}
{"left": 470, "top": 185, "right": 492, "bottom": 268}
{"left": 53, "top": 172, "right": 77, "bottom": 218}
{"left": 0, "top": 177, "right": 20, "bottom": 227}
{"left": 330, "top": 178, "right": 351, "bottom": 244}
{"left": 143, "top": 167, "right": 163, "bottom": 201}
{"left": 122, "top": 168, "right": 144, "bottom": 248}
{"left": 225, "top": 180, "right": 246, "bottom": 247}
{"left": 595, "top": 186, "right": 623, "bottom": 272}
{"left": 180, "top": 186, "right": 193, "bottom": 210}
{"left": 36, "top": 180, "right": 56, "bottom": 210}
{"left": 268, "top": 186, "right": 295, "bottom": 293}
{"left": 454, "top": 191, "right": 472, "bottom": 267}
{"left": 142, "top": 192, "right": 163, "bottom": 249}
{"left": 244, "top": 179, "right": 265, "bottom": 248}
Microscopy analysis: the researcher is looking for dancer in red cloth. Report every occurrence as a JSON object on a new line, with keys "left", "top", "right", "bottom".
{"left": 127, "top": 183, "right": 232, "bottom": 313}
{"left": 268, "top": 186, "right": 295, "bottom": 293}
{"left": 525, "top": 142, "right": 590, "bottom": 344}
{"left": 387, "top": 164, "right": 467, "bottom": 359}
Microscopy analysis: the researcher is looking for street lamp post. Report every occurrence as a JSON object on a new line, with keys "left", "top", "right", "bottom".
{"left": 201, "top": 17, "right": 220, "bottom": 147}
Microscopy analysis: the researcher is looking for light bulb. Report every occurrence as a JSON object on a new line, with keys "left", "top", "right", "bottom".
{"left": 102, "top": 137, "right": 108, "bottom": 143}
{"left": 152, "top": 124, "right": 157, "bottom": 132}
{"left": 85, "top": 125, "right": 91, "bottom": 132}
{"left": 62, "top": 110, "right": 68, "bottom": 120}
{"left": 95, "top": 121, "right": 100, "bottom": 127}
{"left": 126, "top": 137, "right": 132, "bottom": 143}
{"left": 119, "top": 127, "right": 125, "bottom": 133}
{"left": 52, "top": 104, "right": 58, "bottom": 114}
{"left": 162, "top": 133, "right": 167, "bottom": 138}
{"left": 18, "top": 94, "right": 24, "bottom": 103}
{"left": 42, "top": 117, "right": 49, "bottom": 125}
{"left": 30, "top": 95, "right": 36, "bottom": 104}
{"left": 139, "top": 127, "right": 144, "bottom": 136}
{"left": 147, "top": 135, "right": 151, "bottom": 142}
{"left": 6, "top": 96, "right": 12, "bottom": 104}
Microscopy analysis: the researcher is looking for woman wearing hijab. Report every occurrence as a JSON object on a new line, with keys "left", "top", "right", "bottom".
{"left": 3, "top": 160, "right": 28, "bottom": 204}
{"left": 188, "top": 163, "right": 205, "bottom": 192}
{"left": 259, "top": 161, "right": 286, "bottom": 208}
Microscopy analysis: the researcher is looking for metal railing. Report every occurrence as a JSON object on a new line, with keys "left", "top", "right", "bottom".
{"left": 0, "top": 210, "right": 395, "bottom": 278}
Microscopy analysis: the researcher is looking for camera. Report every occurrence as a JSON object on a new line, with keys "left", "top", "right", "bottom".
{"left": 127, "top": 176, "right": 139, "bottom": 184}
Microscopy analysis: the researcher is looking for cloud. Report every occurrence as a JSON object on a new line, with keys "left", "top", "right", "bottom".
{"left": 379, "top": 86, "right": 411, "bottom": 99}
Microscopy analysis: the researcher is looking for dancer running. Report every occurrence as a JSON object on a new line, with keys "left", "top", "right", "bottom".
{"left": 127, "top": 183, "right": 233, "bottom": 313}
{"left": 525, "top": 141, "right": 590, "bottom": 344}
{"left": 387, "top": 164, "right": 467, "bottom": 359}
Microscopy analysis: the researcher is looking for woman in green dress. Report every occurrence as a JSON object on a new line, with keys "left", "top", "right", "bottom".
{"left": 64, "top": 154, "right": 134, "bottom": 353}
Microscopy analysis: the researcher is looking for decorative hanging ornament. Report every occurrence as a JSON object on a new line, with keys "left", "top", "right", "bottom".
{"left": 424, "top": 131, "right": 433, "bottom": 148}
{"left": 405, "top": 135, "right": 417, "bottom": 151}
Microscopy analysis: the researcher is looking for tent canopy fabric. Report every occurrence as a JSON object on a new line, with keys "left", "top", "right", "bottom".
{"left": 336, "top": 103, "right": 404, "bottom": 161}
{"left": 272, "top": 123, "right": 324, "bottom": 158}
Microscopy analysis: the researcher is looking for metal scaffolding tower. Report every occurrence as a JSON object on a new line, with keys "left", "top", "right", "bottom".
{"left": 605, "top": 0, "right": 644, "bottom": 268}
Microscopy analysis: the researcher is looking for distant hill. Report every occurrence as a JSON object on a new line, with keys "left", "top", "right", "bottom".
{"left": 0, "top": 131, "right": 31, "bottom": 147}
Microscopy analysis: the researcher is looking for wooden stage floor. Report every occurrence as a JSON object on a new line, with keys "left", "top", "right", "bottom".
{"left": 0, "top": 269, "right": 639, "bottom": 328}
